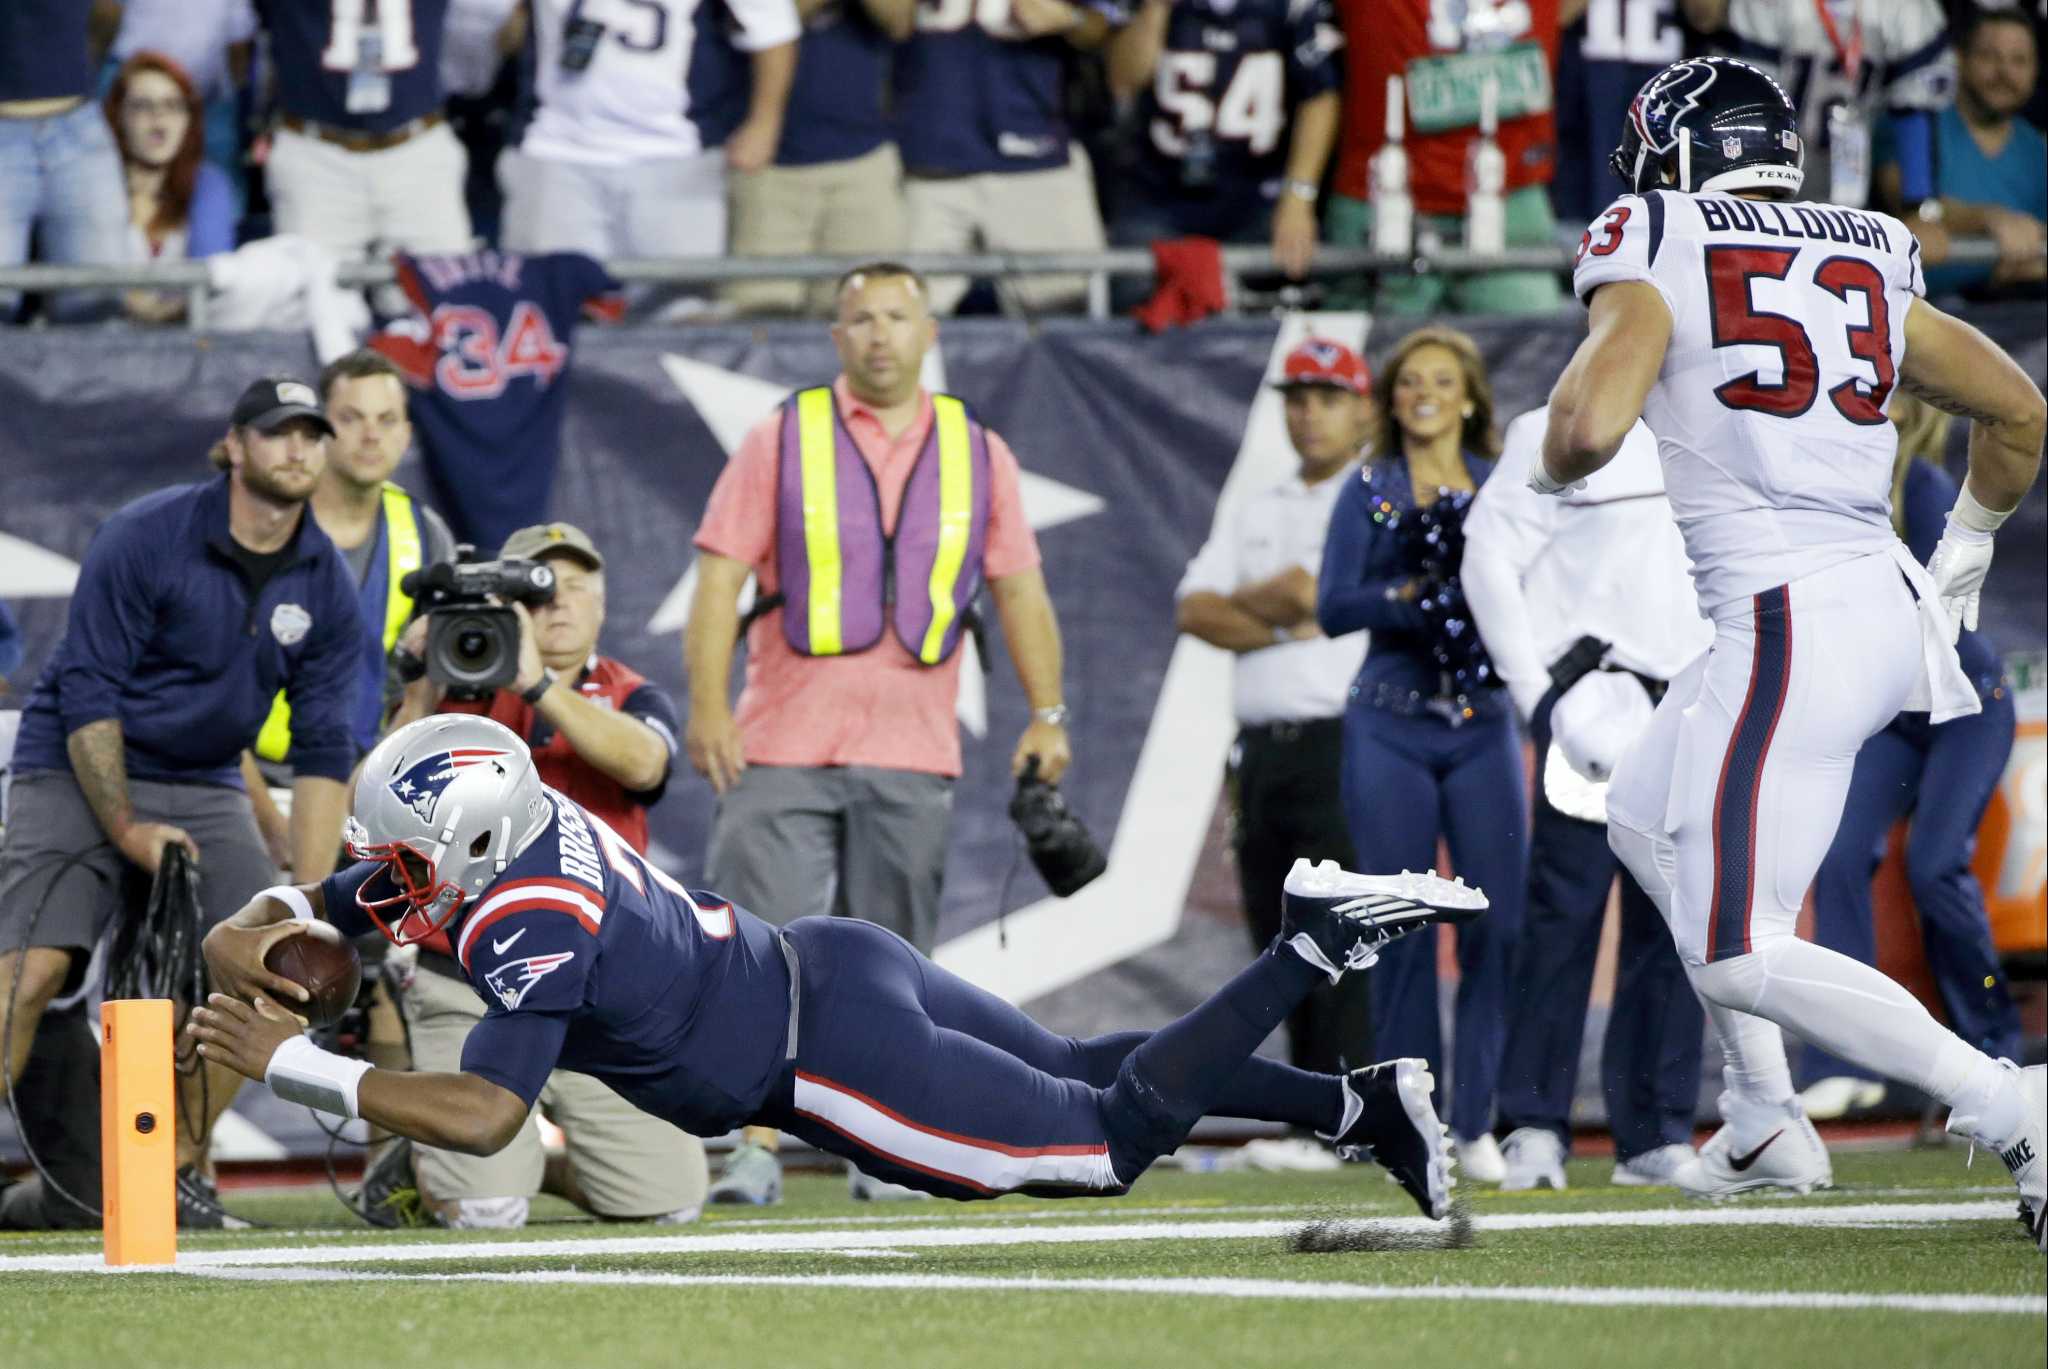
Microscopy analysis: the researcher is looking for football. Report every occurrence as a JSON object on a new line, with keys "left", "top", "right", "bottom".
{"left": 262, "top": 922, "right": 363, "bottom": 1030}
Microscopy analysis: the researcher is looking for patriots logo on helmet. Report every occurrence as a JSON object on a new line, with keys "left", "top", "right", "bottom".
{"left": 388, "top": 748, "right": 510, "bottom": 824}
{"left": 485, "top": 951, "right": 577, "bottom": 1011}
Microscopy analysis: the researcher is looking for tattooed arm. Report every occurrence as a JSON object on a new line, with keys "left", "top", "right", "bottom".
{"left": 1901, "top": 298, "right": 2046, "bottom": 514}
{"left": 66, "top": 719, "right": 197, "bottom": 876}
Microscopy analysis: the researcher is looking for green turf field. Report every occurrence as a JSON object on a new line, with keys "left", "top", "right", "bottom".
{"left": 2, "top": 1145, "right": 2041, "bottom": 1369}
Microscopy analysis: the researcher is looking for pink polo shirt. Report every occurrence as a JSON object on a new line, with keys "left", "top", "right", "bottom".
{"left": 694, "top": 376, "right": 1041, "bottom": 778}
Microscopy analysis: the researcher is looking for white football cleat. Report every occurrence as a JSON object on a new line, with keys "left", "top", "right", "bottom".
{"left": 1612, "top": 1142, "right": 1696, "bottom": 1187}
{"left": 1499, "top": 1127, "right": 1568, "bottom": 1192}
{"left": 1946, "top": 1061, "right": 2045, "bottom": 1252}
{"left": 1280, "top": 858, "right": 1488, "bottom": 983}
{"left": 1797, "top": 1074, "right": 1886, "bottom": 1122}
{"left": 1676, "top": 1092, "right": 1832, "bottom": 1199}
{"left": 1455, "top": 1131, "right": 1507, "bottom": 1185}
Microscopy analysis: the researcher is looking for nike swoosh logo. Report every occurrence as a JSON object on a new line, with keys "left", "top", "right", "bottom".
{"left": 492, "top": 929, "right": 527, "bottom": 955}
{"left": 1728, "top": 1130, "right": 1784, "bottom": 1172}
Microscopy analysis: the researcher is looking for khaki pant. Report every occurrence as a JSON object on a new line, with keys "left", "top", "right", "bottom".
{"left": 402, "top": 966, "right": 707, "bottom": 1219}
{"left": 905, "top": 144, "right": 1106, "bottom": 315}
{"left": 727, "top": 143, "right": 908, "bottom": 316}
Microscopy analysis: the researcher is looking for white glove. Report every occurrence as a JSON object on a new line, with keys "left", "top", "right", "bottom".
{"left": 1525, "top": 459, "right": 1586, "bottom": 498}
{"left": 1926, "top": 521, "right": 1994, "bottom": 638}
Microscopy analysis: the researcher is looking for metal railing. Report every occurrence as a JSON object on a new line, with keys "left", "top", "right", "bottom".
{"left": 0, "top": 238, "right": 2022, "bottom": 328}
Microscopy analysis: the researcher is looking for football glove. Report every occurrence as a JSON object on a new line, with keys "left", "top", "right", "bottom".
{"left": 1926, "top": 521, "right": 1995, "bottom": 638}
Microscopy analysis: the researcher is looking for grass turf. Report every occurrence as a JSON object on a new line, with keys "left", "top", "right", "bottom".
{"left": 2, "top": 1146, "right": 2041, "bottom": 1369}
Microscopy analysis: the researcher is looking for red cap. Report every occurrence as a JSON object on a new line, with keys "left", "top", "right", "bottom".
{"left": 1273, "top": 338, "right": 1371, "bottom": 394}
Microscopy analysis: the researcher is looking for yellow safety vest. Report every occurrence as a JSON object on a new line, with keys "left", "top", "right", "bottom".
{"left": 254, "top": 483, "right": 423, "bottom": 763}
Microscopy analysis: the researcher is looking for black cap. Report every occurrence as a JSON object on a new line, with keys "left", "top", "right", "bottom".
{"left": 230, "top": 377, "right": 335, "bottom": 438}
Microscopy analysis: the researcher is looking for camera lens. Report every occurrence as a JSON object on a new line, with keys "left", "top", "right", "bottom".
{"left": 454, "top": 628, "right": 492, "bottom": 665}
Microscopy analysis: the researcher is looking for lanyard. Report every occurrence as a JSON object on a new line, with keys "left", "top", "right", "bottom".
{"left": 1812, "top": 0, "right": 1864, "bottom": 84}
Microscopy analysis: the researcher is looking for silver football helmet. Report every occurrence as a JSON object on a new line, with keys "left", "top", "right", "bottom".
{"left": 345, "top": 714, "right": 553, "bottom": 945}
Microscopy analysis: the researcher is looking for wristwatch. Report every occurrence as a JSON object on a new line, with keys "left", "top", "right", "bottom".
{"left": 1284, "top": 179, "right": 1320, "bottom": 203}
{"left": 519, "top": 672, "right": 553, "bottom": 706}
{"left": 1033, "top": 704, "right": 1071, "bottom": 728}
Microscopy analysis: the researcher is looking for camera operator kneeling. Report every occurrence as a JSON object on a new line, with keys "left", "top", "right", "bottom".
{"left": 373, "top": 522, "right": 703, "bottom": 1229}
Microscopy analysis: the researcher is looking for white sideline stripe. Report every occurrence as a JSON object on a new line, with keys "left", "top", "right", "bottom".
{"left": 183, "top": 1267, "right": 2046, "bottom": 1317}
{"left": 792, "top": 1074, "right": 1120, "bottom": 1194}
{"left": 0, "top": 1201, "right": 2015, "bottom": 1274}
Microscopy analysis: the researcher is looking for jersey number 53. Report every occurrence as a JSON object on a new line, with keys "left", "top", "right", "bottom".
{"left": 1705, "top": 246, "right": 1896, "bottom": 426}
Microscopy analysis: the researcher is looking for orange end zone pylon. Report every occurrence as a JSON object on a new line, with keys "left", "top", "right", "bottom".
{"left": 101, "top": 999, "right": 176, "bottom": 1266}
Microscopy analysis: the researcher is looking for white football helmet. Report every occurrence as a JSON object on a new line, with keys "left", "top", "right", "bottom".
{"left": 346, "top": 714, "right": 552, "bottom": 944}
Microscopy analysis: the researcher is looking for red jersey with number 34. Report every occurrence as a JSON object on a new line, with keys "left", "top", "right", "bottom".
{"left": 1573, "top": 188, "right": 1923, "bottom": 611}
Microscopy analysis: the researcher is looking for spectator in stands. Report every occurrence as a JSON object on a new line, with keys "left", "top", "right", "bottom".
{"left": 727, "top": 0, "right": 913, "bottom": 317}
{"left": 1105, "top": 0, "right": 1344, "bottom": 310}
{"left": 1683, "top": 0, "right": 1954, "bottom": 209}
{"left": 1947, "top": 0, "right": 2047, "bottom": 130}
{"left": 0, "top": 376, "right": 356, "bottom": 1229}
{"left": 1551, "top": 0, "right": 1685, "bottom": 225}
{"left": 897, "top": 0, "right": 1128, "bottom": 315}
{"left": 685, "top": 262, "right": 1071, "bottom": 1202}
{"left": 1801, "top": 392, "right": 2023, "bottom": 1121}
{"left": 1316, "top": 326, "right": 1524, "bottom": 1185}
{"left": 501, "top": 0, "right": 799, "bottom": 280}
{"left": 105, "top": 53, "right": 237, "bottom": 324}
{"left": 0, "top": 0, "right": 132, "bottom": 321}
{"left": 254, "top": 0, "right": 474, "bottom": 262}
{"left": 1327, "top": 0, "right": 1567, "bottom": 316}
{"left": 107, "top": 0, "right": 257, "bottom": 211}
{"left": 368, "top": 521, "right": 708, "bottom": 1230}
{"left": 1880, "top": 8, "right": 2045, "bottom": 295}
{"left": 1175, "top": 338, "right": 1373, "bottom": 1160}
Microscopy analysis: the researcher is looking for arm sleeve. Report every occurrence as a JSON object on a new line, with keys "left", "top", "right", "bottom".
{"left": 620, "top": 681, "right": 681, "bottom": 804}
{"left": 1316, "top": 471, "right": 1429, "bottom": 636}
{"left": 54, "top": 517, "right": 159, "bottom": 736}
{"left": 282, "top": 560, "right": 364, "bottom": 781}
{"left": 457, "top": 904, "right": 598, "bottom": 1105}
{"left": 1459, "top": 413, "right": 1564, "bottom": 719}
{"left": 1174, "top": 507, "right": 1240, "bottom": 602}
{"left": 460, "top": 1011, "right": 570, "bottom": 1110}
{"left": 1572, "top": 194, "right": 1676, "bottom": 317}
{"left": 981, "top": 430, "right": 1044, "bottom": 582}
{"left": 1286, "top": 0, "right": 1344, "bottom": 99}
{"left": 184, "top": 165, "right": 237, "bottom": 259}
{"left": 727, "top": 0, "right": 802, "bottom": 51}
{"left": 316, "top": 861, "right": 380, "bottom": 939}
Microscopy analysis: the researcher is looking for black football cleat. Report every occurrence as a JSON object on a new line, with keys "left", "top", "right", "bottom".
{"left": 1324, "top": 1058, "right": 1457, "bottom": 1221}
{"left": 1280, "top": 858, "right": 1488, "bottom": 983}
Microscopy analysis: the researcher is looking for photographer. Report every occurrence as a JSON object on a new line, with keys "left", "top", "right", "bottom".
{"left": 684, "top": 261, "right": 1073, "bottom": 1204}
{"left": 376, "top": 521, "right": 705, "bottom": 1229}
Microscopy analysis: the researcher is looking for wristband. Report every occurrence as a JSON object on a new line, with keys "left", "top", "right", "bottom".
{"left": 258, "top": 885, "right": 315, "bottom": 923}
{"left": 265, "top": 1033, "right": 373, "bottom": 1119}
{"left": 1949, "top": 483, "right": 2014, "bottom": 537}
{"left": 1284, "top": 179, "right": 1319, "bottom": 203}
{"left": 520, "top": 672, "right": 553, "bottom": 706}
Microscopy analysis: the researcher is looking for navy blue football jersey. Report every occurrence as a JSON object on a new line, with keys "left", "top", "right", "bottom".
{"left": 1130, "top": 0, "right": 1341, "bottom": 201}
{"left": 896, "top": 0, "right": 1134, "bottom": 175}
{"left": 257, "top": 0, "right": 454, "bottom": 132}
{"left": 370, "top": 250, "right": 623, "bottom": 550}
{"left": 322, "top": 790, "right": 792, "bottom": 1134}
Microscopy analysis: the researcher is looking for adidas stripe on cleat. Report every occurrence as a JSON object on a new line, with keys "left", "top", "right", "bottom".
{"left": 1280, "top": 858, "right": 1488, "bottom": 983}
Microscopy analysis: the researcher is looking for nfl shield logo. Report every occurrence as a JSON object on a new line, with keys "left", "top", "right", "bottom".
{"left": 1722, "top": 135, "right": 1743, "bottom": 159}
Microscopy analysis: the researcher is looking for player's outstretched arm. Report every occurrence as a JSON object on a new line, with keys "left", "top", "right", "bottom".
{"left": 189, "top": 993, "right": 528, "bottom": 1156}
{"left": 1539, "top": 282, "right": 1672, "bottom": 491}
{"left": 201, "top": 885, "right": 325, "bottom": 1011}
{"left": 1900, "top": 299, "right": 2048, "bottom": 633}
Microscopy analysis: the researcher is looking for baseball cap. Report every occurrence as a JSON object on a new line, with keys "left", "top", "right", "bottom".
{"left": 500, "top": 522, "right": 604, "bottom": 570}
{"left": 1272, "top": 338, "right": 1371, "bottom": 395}
{"left": 230, "top": 376, "right": 335, "bottom": 437}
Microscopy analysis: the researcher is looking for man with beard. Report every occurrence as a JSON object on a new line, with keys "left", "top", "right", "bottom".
{"left": 685, "top": 261, "right": 1071, "bottom": 1203}
{"left": 0, "top": 377, "right": 358, "bottom": 1230}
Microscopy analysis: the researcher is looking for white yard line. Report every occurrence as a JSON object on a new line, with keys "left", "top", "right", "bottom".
{"left": 0, "top": 1200, "right": 2016, "bottom": 1275}
{"left": 180, "top": 1266, "right": 2045, "bottom": 1317}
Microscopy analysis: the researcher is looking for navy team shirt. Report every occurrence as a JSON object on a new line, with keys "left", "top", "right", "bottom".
{"left": 1127, "top": 0, "right": 1341, "bottom": 207}
{"left": 896, "top": 0, "right": 1133, "bottom": 175}
{"left": 323, "top": 791, "right": 792, "bottom": 1132}
{"left": 370, "top": 250, "right": 623, "bottom": 550}
{"left": 0, "top": 0, "right": 93, "bottom": 101}
{"left": 256, "top": 0, "right": 453, "bottom": 132}
{"left": 775, "top": 1, "right": 895, "bottom": 166}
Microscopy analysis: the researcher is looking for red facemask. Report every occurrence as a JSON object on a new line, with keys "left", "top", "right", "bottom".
{"left": 347, "top": 837, "right": 467, "bottom": 945}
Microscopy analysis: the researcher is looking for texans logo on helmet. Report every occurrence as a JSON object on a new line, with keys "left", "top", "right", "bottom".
{"left": 1629, "top": 59, "right": 1719, "bottom": 159}
{"left": 389, "top": 748, "right": 510, "bottom": 824}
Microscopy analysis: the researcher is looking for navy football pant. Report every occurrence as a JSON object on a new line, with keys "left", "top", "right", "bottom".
{"left": 1340, "top": 706, "right": 1526, "bottom": 1141}
{"left": 1804, "top": 696, "right": 2021, "bottom": 1083}
{"left": 753, "top": 918, "right": 1343, "bottom": 1199}
{"left": 1494, "top": 779, "right": 1701, "bottom": 1161}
